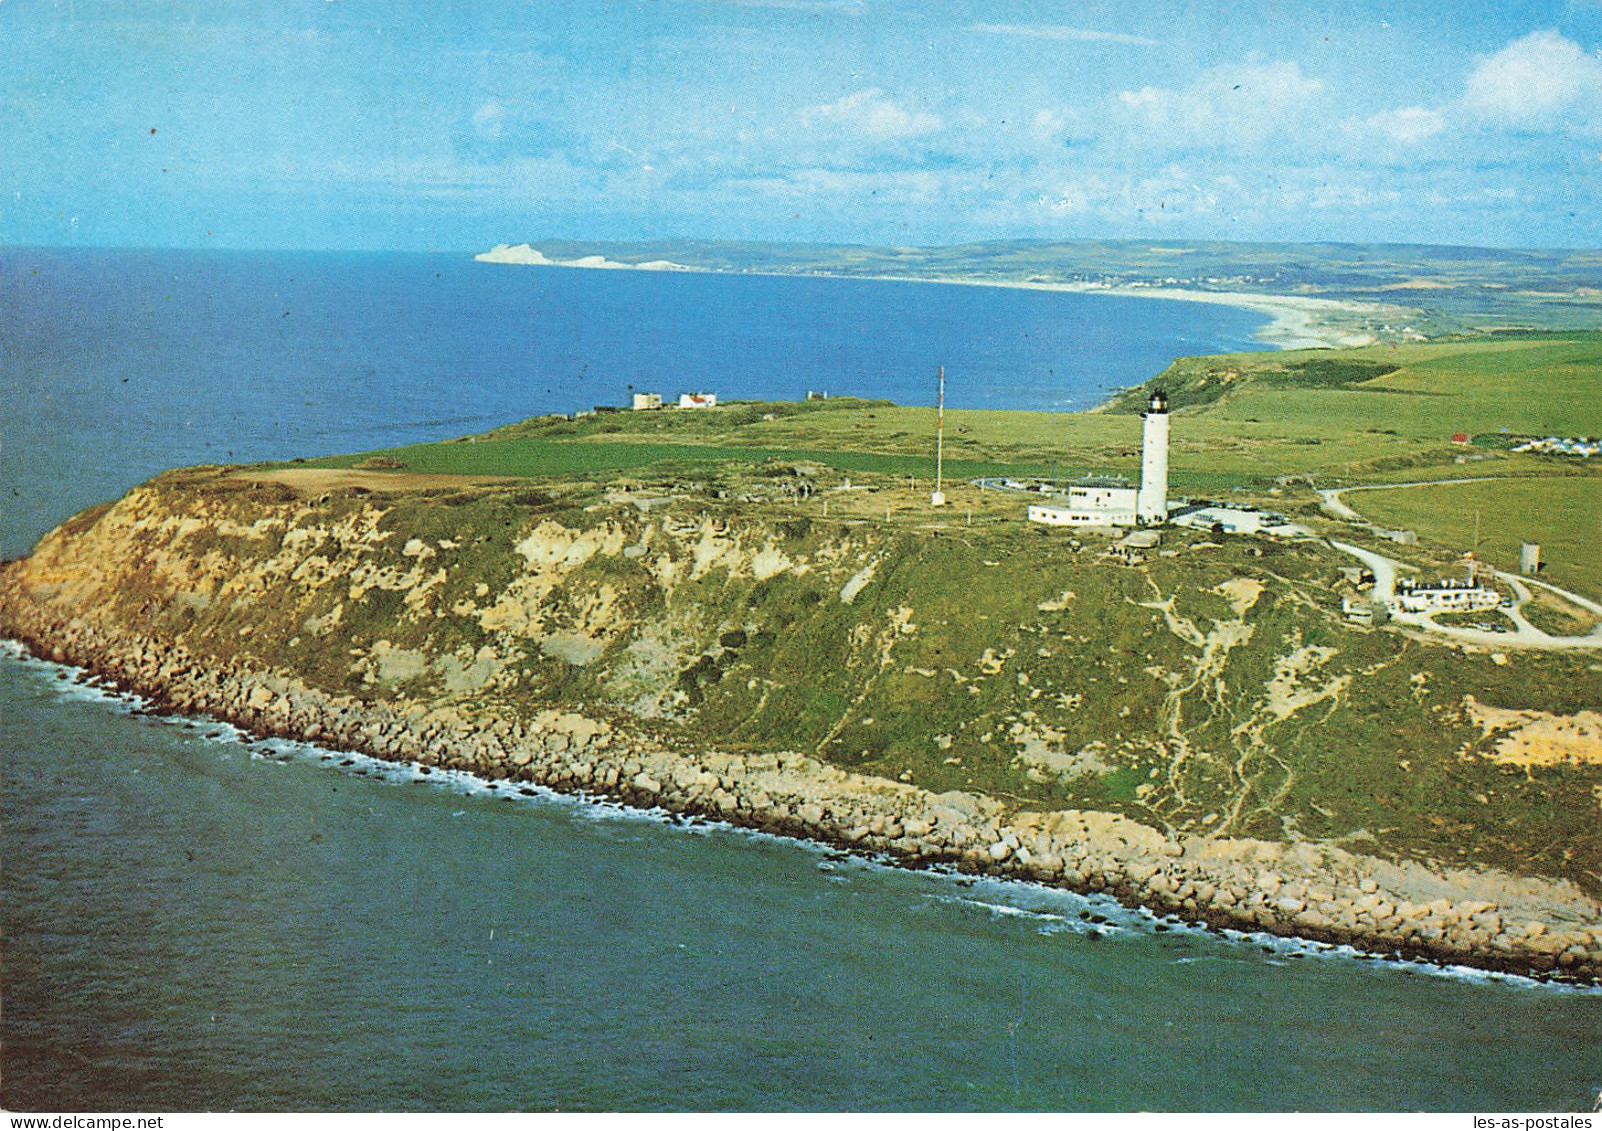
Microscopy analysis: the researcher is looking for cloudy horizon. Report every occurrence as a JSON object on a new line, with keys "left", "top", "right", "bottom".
{"left": 6, "top": 1, "right": 1601, "bottom": 252}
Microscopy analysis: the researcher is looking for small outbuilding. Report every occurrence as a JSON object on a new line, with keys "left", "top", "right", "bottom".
{"left": 1026, "top": 478, "right": 1141, "bottom": 528}
{"left": 1391, "top": 578, "right": 1502, "bottom": 614}
{"left": 1169, "top": 504, "right": 1265, "bottom": 534}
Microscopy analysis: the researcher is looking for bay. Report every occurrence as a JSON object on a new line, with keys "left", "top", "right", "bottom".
{"left": 1, "top": 248, "right": 1265, "bottom": 557}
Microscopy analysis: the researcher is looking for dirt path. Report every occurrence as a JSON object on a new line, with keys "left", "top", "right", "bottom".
{"left": 1330, "top": 540, "right": 1397, "bottom": 604}
{"left": 236, "top": 468, "right": 518, "bottom": 493}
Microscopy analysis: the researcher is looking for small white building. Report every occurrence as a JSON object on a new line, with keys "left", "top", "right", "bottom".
{"left": 632, "top": 392, "right": 663, "bottom": 411}
{"left": 1391, "top": 579, "right": 1502, "bottom": 614}
{"left": 1029, "top": 502, "right": 1121, "bottom": 528}
{"left": 1169, "top": 505, "right": 1266, "bottom": 534}
{"left": 1067, "top": 483, "right": 1138, "bottom": 511}
{"left": 1167, "top": 504, "right": 1305, "bottom": 539}
{"left": 1028, "top": 479, "right": 1140, "bottom": 528}
{"left": 678, "top": 392, "right": 717, "bottom": 409}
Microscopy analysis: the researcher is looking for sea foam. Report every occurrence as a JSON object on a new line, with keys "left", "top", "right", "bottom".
{"left": 5, "top": 640, "right": 1596, "bottom": 996}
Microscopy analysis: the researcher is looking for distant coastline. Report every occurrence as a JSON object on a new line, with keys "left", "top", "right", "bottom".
{"left": 475, "top": 242, "right": 696, "bottom": 273}
{"left": 900, "top": 277, "right": 1386, "bottom": 351}
{"left": 474, "top": 242, "right": 1389, "bottom": 352}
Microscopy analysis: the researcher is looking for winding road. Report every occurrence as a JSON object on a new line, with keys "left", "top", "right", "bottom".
{"left": 1321, "top": 485, "right": 1602, "bottom": 651}
{"left": 1317, "top": 476, "right": 1510, "bottom": 524}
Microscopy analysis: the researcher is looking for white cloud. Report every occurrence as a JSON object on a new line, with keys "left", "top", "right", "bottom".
{"left": 471, "top": 99, "right": 506, "bottom": 141}
{"left": 798, "top": 88, "right": 942, "bottom": 140}
{"left": 1117, "top": 88, "right": 1161, "bottom": 110}
{"left": 970, "top": 23, "right": 1159, "bottom": 48}
{"left": 1030, "top": 108, "right": 1070, "bottom": 141}
{"left": 1351, "top": 106, "right": 1446, "bottom": 145}
{"left": 1111, "top": 60, "right": 1325, "bottom": 149}
{"left": 1462, "top": 30, "right": 1602, "bottom": 128}
{"left": 1021, "top": 162, "right": 1487, "bottom": 235}
{"left": 1035, "top": 165, "right": 1231, "bottom": 226}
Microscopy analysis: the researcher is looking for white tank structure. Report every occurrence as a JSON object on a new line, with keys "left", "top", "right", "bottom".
{"left": 1136, "top": 389, "right": 1170, "bottom": 525}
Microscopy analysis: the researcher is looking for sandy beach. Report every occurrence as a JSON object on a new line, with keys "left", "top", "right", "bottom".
{"left": 1059, "top": 284, "right": 1392, "bottom": 350}
{"left": 476, "top": 244, "right": 1401, "bottom": 352}
{"left": 912, "top": 275, "right": 1399, "bottom": 351}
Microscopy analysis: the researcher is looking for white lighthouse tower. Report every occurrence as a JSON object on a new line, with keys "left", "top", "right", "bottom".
{"left": 1136, "top": 389, "right": 1170, "bottom": 525}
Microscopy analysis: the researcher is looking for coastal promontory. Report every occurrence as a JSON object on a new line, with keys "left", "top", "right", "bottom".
{"left": 5, "top": 335, "right": 1599, "bottom": 982}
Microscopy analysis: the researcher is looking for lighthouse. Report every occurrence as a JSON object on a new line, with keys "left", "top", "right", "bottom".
{"left": 1136, "top": 389, "right": 1170, "bottom": 525}
{"left": 1027, "top": 385, "right": 1174, "bottom": 530}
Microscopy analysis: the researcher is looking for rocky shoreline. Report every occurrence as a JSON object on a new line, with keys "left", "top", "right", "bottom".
{"left": 5, "top": 600, "right": 1598, "bottom": 987}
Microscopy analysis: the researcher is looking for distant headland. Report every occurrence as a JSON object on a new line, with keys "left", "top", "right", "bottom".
{"left": 473, "top": 236, "right": 1602, "bottom": 352}
{"left": 476, "top": 242, "right": 696, "bottom": 273}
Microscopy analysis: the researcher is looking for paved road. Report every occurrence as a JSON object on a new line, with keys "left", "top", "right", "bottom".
{"left": 1322, "top": 493, "right": 1602, "bottom": 651}
{"left": 1329, "top": 540, "right": 1396, "bottom": 603}
{"left": 1318, "top": 476, "right": 1513, "bottom": 524}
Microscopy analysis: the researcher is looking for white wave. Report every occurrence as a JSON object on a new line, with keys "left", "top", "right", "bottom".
{"left": 1213, "top": 925, "right": 1602, "bottom": 995}
{"left": 948, "top": 896, "right": 1068, "bottom": 923}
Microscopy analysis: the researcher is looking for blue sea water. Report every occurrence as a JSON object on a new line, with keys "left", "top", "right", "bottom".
{"left": 0, "top": 248, "right": 1265, "bottom": 557}
{"left": 2, "top": 249, "right": 1599, "bottom": 1112}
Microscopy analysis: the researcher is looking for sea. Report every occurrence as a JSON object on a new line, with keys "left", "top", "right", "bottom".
{"left": 1, "top": 248, "right": 1598, "bottom": 1113}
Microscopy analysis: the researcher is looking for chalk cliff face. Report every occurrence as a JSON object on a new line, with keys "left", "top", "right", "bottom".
{"left": 3, "top": 465, "right": 1599, "bottom": 981}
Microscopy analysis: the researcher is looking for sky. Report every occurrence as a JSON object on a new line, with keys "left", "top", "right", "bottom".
{"left": 4, "top": 0, "right": 1602, "bottom": 251}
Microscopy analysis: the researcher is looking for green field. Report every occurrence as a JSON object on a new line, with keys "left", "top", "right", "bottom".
{"left": 1107, "top": 334, "right": 1602, "bottom": 480}
{"left": 294, "top": 333, "right": 1602, "bottom": 486}
{"left": 283, "top": 332, "right": 1602, "bottom": 597}
{"left": 303, "top": 433, "right": 1257, "bottom": 494}
{"left": 1353, "top": 477, "right": 1600, "bottom": 599}
{"left": 315, "top": 436, "right": 1065, "bottom": 483}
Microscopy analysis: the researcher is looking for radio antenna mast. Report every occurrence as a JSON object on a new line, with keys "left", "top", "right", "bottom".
{"left": 931, "top": 366, "right": 947, "bottom": 507}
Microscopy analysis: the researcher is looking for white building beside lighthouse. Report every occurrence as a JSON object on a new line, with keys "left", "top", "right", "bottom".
{"left": 1026, "top": 388, "right": 1171, "bottom": 529}
{"left": 1136, "top": 390, "right": 1170, "bottom": 525}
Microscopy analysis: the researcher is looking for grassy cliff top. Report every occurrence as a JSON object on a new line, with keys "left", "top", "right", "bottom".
{"left": 280, "top": 332, "right": 1602, "bottom": 597}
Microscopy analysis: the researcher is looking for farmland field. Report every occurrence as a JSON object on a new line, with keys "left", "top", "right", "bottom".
{"left": 1352, "top": 477, "right": 1600, "bottom": 599}
{"left": 295, "top": 332, "right": 1602, "bottom": 509}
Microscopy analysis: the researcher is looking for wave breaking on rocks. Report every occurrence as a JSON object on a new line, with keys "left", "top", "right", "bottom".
{"left": 3, "top": 604, "right": 1597, "bottom": 986}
